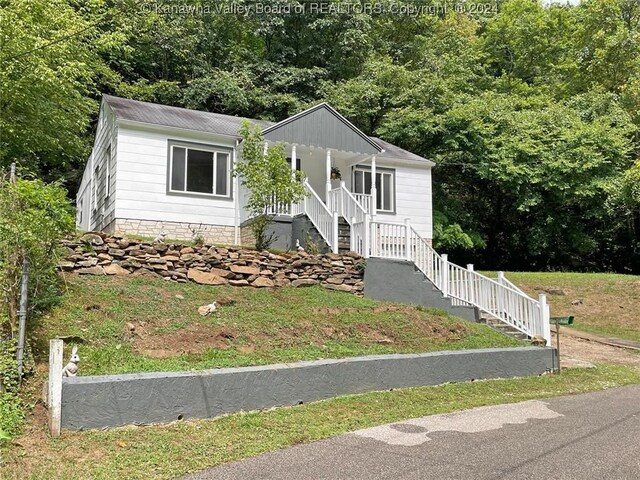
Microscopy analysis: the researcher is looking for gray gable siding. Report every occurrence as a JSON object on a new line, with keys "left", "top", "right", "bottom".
{"left": 264, "top": 105, "right": 381, "bottom": 155}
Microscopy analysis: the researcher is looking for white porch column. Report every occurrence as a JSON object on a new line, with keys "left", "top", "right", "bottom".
{"left": 325, "top": 149, "right": 332, "bottom": 199}
{"left": 291, "top": 144, "right": 297, "bottom": 175}
{"left": 233, "top": 141, "right": 240, "bottom": 245}
{"left": 370, "top": 155, "right": 377, "bottom": 216}
{"left": 263, "top": 141, "right": 269, "bottom": 156}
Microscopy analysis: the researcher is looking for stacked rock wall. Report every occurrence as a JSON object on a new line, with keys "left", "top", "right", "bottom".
{"left": 59, "top": 233, "right": 365, "bottom": 293}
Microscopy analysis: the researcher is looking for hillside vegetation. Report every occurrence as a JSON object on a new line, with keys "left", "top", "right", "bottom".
{"left": 499, "top": 272, "right": 640, "bottom": 343}
{"left": 37, "top": 274, "right": 523, "bottom": 375}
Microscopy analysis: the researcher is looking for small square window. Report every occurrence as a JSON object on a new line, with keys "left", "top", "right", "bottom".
{"left": 353, "top": 167, "right": 395, "bottom": 213}
{"left": 169, "top": 144, "right": 231, "bottom": 198}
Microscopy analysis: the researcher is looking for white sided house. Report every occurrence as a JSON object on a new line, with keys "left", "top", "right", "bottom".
{"left": 77, "top": 95, "right": 433, "bottom": 246}
{"left": 77, "top": 95, "right": 552, "bottom": 346}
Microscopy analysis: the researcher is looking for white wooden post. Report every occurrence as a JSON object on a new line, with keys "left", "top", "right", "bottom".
{"left": 441, "top": 253, "right": 449, "bottom": 297}
{"left": 370, "top": 155, "right": 377, "bottom": 216}
{"left": 340, "top": 180, "right": 346, "bottom": 217}
{"left": 350, "top": 216, "right": 356, "bottom": 252}
{"left": 48, "top": 339, "right": 64, "bottom": 437}
{"left": 497, "top": 271, "right": 505, "bottom": 319}
{"left": 263, "top": 141, "right": 269, "bottom": 156}
{"left": 364, "top": 215, "right": 371, "bottom": 258}
{"left": 325, "top": 149, "right": 332, "bottom": 200}
{"left": 467, "top": 264, "right": 475, "bottom": 305}
{"left": 291, "top": 144, "right": 297, "bottom": 175}
{"left": 289, "top": 145, "right": 298, "bottom": 216}
{"left": 404, "top": 218, "right": 411, "bottom": 260}
{"left": 332, "top": 211, "right": 339, "bottom": 254}
{"left": 539, "top": 293, "right": 551, "bottom": 346}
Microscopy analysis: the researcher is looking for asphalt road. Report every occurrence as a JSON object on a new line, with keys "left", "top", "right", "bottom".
{"left": 185, "top": 385, "right": 640, "bottom": 480}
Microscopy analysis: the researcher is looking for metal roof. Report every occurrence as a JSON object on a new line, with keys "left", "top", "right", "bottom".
{"left": 370, "top": 137, "right": 434, "bottom": 165}
{"left": 102, "top": 95, "right": 433, "bottom": 164}
{"left": 103, "top": 95, "right": 271, "bottom": 137}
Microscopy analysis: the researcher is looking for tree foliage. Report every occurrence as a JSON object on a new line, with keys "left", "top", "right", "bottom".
{"left": 235, "top": 122, "right": 306, "bottom": 250}
{"left": 2, "top": 0, "right": 640, "bottom": 271}
{"left": 0, "top": 0, "right": 100, "bottom": 182}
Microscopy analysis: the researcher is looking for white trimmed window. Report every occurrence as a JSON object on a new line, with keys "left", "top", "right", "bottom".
{"left": 169, "top": 144, "right": 231, "bottom": 197}
{"left": 105, "top": 145, "right": 111, "bottom": 198}
{"left": 353, "top": 167, "right": 395, "bottom": 213}
{"left": 92, "top": 163, "right": 99, "bottom": 211}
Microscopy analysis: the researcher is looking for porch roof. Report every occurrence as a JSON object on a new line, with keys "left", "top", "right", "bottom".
{"left": 103, "top": 95, "right": 434, "bottom": 165}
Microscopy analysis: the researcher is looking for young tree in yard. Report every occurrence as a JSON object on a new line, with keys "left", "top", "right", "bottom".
{"left": 235, "top": 122, "right": 306, "bottom": 250}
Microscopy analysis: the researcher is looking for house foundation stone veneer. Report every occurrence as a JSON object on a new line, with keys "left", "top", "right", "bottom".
{"left": 115, "top": 219, "right": 236, "bottom": 245}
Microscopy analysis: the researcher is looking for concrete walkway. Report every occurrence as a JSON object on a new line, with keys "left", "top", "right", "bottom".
{"left": 185, "top": 385, "right": 640, "bottom": 480}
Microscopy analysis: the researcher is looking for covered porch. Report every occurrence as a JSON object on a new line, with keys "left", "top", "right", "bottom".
{"left": 265, "top": 142, "right": 383, "bottom": 218}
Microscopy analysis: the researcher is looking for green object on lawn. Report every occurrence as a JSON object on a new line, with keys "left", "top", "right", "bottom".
{"left": 550, "top": 316, "right": 574, "bottom": 326}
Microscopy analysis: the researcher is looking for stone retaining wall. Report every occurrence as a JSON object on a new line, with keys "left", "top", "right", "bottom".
{"left": 59, "top": 232, "right": 364, "bottom": 293}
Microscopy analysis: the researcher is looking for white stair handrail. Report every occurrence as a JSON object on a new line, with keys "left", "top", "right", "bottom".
{"left": 368, "top": 220, "right": 551, "bottom": 345}
{"left": 302, "top": 180, "right": 338, "bottom": 253}
{"left": 327, "top": 182, "right": 370, "bottom": 227}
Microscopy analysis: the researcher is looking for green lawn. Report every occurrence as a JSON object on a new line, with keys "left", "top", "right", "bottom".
{"left": 486, "top": 272, "right": 640, "bottom": 343}
{"left": 38, "top": 275, "right": 523, "bottom": 375}
{"left": 2, "top": 364, "right": 638, "bottom": 480}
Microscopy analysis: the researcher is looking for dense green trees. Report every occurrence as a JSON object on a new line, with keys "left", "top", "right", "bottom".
{"left": 1, "top": 0, "right": 638, "bottom": 272}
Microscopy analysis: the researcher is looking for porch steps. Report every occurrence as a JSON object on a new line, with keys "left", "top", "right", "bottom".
{"left": 363, "top": 257, "right": 478, "bottom": 323}
{"left": 479, "top": 315, "right": 530, "bottom": 341}
{"left": 337, "top": 217, "right": 350, "bottom": 254}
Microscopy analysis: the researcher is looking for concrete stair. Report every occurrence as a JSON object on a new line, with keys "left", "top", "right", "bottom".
{"left": 480, "top": 315, "right": 530, "bottom": 341}
{"left": 337, "top": 217, "right": 351, "bottom": 254}
{"left": 364, "top": 258, "right": 479, "bottom": 323}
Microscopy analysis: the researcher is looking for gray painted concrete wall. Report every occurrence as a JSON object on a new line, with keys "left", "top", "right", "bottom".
{"left": 265, "top": 215, "right": 330, "bottom": 253}
{"left": 61, "top": 347, "right": 556, "bottom": 430}
{"left": 364, "top": 258, "right": 479, "bottom": 322}
{"left": 291, "top": 215, "right": 330, "bottom": 253}
{"left": 264, "top": 215, "right": 293, "bottom": 251}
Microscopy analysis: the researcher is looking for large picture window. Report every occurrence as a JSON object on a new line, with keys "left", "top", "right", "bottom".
{"left": 169, "top": 144, "right": 231, "bottom": 197}
{"left": 353, "top": 167, "right": 395, "bottom": 213}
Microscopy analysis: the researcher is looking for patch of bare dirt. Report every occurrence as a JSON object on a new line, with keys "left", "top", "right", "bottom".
{"left": 555, "top": 332, "right": 640, "bottom": 369}
{"left": 133, "top": 324, "right": 238, "bottom": 358}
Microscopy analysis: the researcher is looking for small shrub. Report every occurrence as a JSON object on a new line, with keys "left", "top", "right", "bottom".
{"left": 0, "top": 392, "right": 25, "bottom": 439}
{"left": 304, "top": 231, "right": 320, "bottom": 255}
{"left": 189, "top": 223, "right": 208, "bottom": 247}
{"left": 0, "top": 339, "right": 19, "bottom": 394}
{"left": 249, "top": 214, "right": 277, "bottom": 251}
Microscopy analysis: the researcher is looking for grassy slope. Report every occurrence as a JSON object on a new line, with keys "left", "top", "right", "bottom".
{"left": 488, "top": 272, "right": 640, "bottom": 343}
{"left": 3, "top": 364, "right": 639, "bottom": 480}
{"left": 38, "top": 275, "right": 522, "bottom": 375}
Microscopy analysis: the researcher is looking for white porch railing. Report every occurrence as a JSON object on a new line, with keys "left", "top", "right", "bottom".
{"left": 354, "top": 193, "right": 373, "bottom": 215}
{"left": 369, "top": 220, "right": 551, "bottom": 345}
{"left": 266, "top": 183, "right": 551, "bottom": 345}
{"left": 266, "top": 194, "right": 301, "bottom": 216}
{"left": 265, "top": 181, "right": 338, "bottom": 252}
{"left": 327, "top": 182, "right": 369, "bottom": 227}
